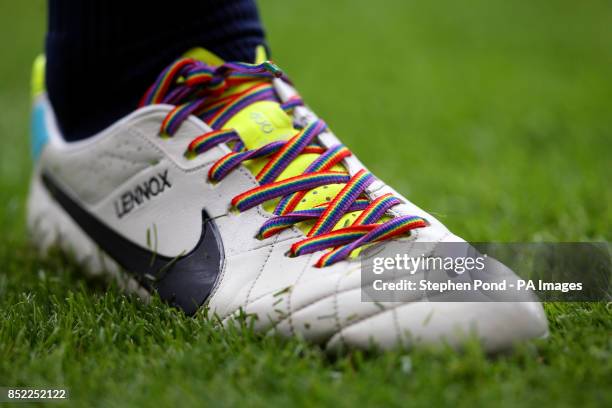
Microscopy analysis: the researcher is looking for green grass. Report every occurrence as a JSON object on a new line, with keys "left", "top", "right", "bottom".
{"left": 0, "top": 0, "right": 610, "bottom": 406}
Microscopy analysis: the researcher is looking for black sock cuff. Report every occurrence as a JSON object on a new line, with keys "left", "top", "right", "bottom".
{"left": 46, "top": 0, "right": 267, "bottom": 141}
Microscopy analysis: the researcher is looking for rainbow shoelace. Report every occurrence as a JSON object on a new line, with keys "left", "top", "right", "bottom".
{"left": 140, "top": 58, "right": 427, "bottom": 267}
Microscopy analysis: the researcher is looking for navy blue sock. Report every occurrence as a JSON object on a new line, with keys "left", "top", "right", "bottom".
{"left": 46, "top": 0, "right": 267, "bottom": 141}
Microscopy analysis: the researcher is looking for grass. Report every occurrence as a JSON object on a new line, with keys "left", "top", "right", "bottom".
{"left": 0, "top": 0, "right": 610, "bottom": 406}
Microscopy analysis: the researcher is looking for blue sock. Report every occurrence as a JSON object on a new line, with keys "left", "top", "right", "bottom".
{"left": 45, "top": 0, "right": 267, "bottom": 141}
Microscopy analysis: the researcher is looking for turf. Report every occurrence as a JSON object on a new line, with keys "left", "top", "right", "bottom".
{"left": 0, "top": 0, "right": 610, "bottom": 406}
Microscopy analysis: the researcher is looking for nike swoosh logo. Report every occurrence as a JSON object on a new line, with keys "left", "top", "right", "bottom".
{"left": 41, "top": 172, "right": 224, "bottom": 316}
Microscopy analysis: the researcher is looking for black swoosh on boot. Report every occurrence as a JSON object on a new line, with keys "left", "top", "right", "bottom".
{"left": 41, "top": 172, "right": 224, "bottom": 316}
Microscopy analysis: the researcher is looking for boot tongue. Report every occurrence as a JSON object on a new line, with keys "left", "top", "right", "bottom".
{"left": 183, "top": 46, "right": 296, "bottom": 150}
{"left": 183, "top": 47, "right": 363, "bottom": 235}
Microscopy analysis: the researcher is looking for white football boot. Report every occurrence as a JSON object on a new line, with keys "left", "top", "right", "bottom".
{"left": 27, "top": 49, "right": 548, "bottom": 352}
